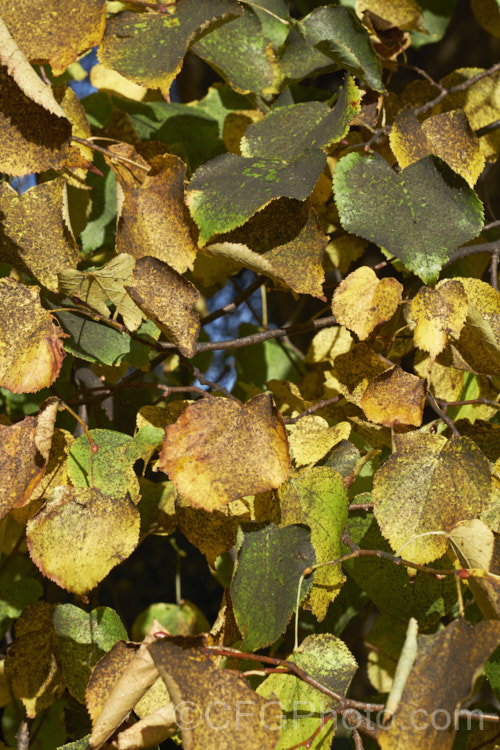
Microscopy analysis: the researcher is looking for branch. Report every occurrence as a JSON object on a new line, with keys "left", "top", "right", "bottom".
{"left": 283, "top": 396, "right": 341, "bottom": 424}
{"left": 445, "top": 240, "right": 500, "bottom": 265}
{"left": 412, "top": 62, "right": 500, "bottom": 117}
{"left": 427, "top": 393, "right": 460, "bottom": 436}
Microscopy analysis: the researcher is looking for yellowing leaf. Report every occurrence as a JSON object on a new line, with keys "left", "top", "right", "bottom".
{"left": 0, "top": 17, "right": 73, "bottom": 176}
{"left": 390, "top": 108, "right": 485, "bottom": 187}
{"left": 331, "top": 342, "right": 389, "bottom": 406}
{"left": 5, "top": 602, "right": 63, "bottom": 718}
{"left": 0, "top": 278, "right": 66, "bottom": 393}
{"left": 90, "top": 64, "right": 149, "bottom": 101}
{"left": 373, "top": 432, "right": 491, "bottom": 563}
{"left": 207, "top": 211, "right": 328, "bottom": 298}
{"left": 0, "top": 180, "right": 80, "bottom": 292}
{"left": 471, "top": 0, "right": 500, "bottom": 37}
{"left": 356, "top": 0, "right": 424, "bottom": 31}
{"left": 126, "top": 256, "right": 200, "bottom": 358}
{"left": 304, "top": 326, "right": 354, "bottom": 365}
{"left": 59, "top": 254, "right": 145, "bottom": 332}
{"left": 0, "top": 400, "right": 58, "bottom": 521}
{"left": 27, "top": 486, "right": 140, "bottom": 596}
{"left": 159, "top": 393, "right": 290, "bottom": 510}
{"left": 116, "top": 154, "right": 198, "bottom": 274}
{"left": 0, "top": 0, "right": 105, "bottom": 75}
{"left": 288, "top": 416, "right": 351, "bottom": 466}
{"left": 410, "top": 280, "right": 468, "bottom": 360}
{"left": 361, "top": 365, "right": 426, "bottom": 427}
{"left": 332, "top": 266, "right": 402, "bottom": 340}
{"left": 449, "top": 519, "right": 500, "bottom": 619}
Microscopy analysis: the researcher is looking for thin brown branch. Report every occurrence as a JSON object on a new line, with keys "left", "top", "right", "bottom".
{"left": 283, "top": 396, "right": 341, "bottom": 424}
{"left": 444, "top": 398, "right": 500, "bottom": 409}
{"left": 427, "top": 394, "right": 460, "bottom": 436}
{"left": 475, "top": 118, "right": 500, "bottom": 138}
{"left": 413, "top": 62, "right": 500, "bottom": 117}
{"left": 491, "top": 249, "right": 499, "bottom": 291}
{"left": 445, "top": 241, "right": 500, "bottom": 265}
{"left": 179, "top": 355, "right": 239, "bottom": 402}
{"left": 158, "top": 385, "right": 214, "bottom": 399}
{"left": 348, "top": 502, "right": 375, "bottom": 512}
{"left": 200, "top": 277, "right": 266, "bottom": 326}
{"left": 71, "top": 136, "right": 150, "bottom": 172}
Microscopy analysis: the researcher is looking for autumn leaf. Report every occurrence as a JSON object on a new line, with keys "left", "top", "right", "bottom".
{"left": 331, "top": 342, "right": 389, "bottom": 406}
{"left": 159, "top": 393, "right": 290, "bottom": 511}
{"left": 449, "top": 519, "right": 500, "bottom": 619}
{"left": 373, "top": 432, "right": 492, "bottom": 563}
{"left": 27, "top": 486, "right": 141, "bottom": 596}
{"left": 126, "top": 255, "right": 200, "bottom": 358}
{"left": 357, "top": 0, "right": 424, "bottom": 31}
{"left": 288, "top": 417, "right": 351, "bottom": 466}
{"left": 360, "top": 365, "right": 426, "bottom": 427}
{"left": 0, "top": 278, "right": 66, "bottom": 393}
{"left": 410, "top": 280, "right": 468, "bottom": 361}
{"left": 332, "top": 266, "right": 403, "bottom": 340}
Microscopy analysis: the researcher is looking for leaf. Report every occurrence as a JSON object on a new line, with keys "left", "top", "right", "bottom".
{"left": 186, "top": 150, "right": 326, "bottom": 245}
{"left": 4, "top": 602, "right": 63, "bottom": 718}
{"left": 0, "top": 279, "right": 66, "bottom": 393}
{"left": 0, "top": 399, "right": 58, "bottom": 521}
{"left": 159, "top": 393, "right": 290, "bottom": 511}
{"left": 257, "top": 633, "right": 357, "bottom": 750}
{"left": 390, "top": 107, "right": 485, "bottom": 187}
{"left": 372, "top": 432, "right": 491, "bottom": 563}
{"left": 360, "top": 365, "right": 426, "bottom": 427}
{"left": 26, "top": 486, "right": 141, "bottom": 596}
{"left": 192, "top": 8, "right": 276, "bottom": 95}
{"left": 207, "top": 211, "right": 328, "bottom": 298}
{"left": 114, "top": 153, "right": 198, "bottom": 274}
{"left": 288, "top": 417, "right": 351, "bottom": 467}
{"left": 0, "top": 0, "right": 105, "bottom": 76}
{"left": 59, "top": 254, "right": 146, "bottom": 332}
{"left": 332, "top": 266, "right": 403, "bottom": 340}
{"left": 278, "top": 467, "right": 349, "bottom": 620}
{"left": 331, "top": 342, "right": 389, "bottom": 406}
{"left": 230, "top": 523, "right": 315, "bottom": 651}
{"left": 0, "top": 17, "right": 73, "bottom": 176}
{"left": 131, "top": 602, "right": 210, "bottom": 641}
{"left": 67, "top": 429, "right": 141, "bottom": 503}
{"left": 98, "top": 0, "right": 242, "bottom": 96}
{"left": 357, "top": 0, "right": 424, "bottom": 30}
{"left": 240, "top": 76, "right": 361, "bottom": 161}
{"left": 449, "top": 519, "right": 500, "bottom": 619}
{"left": 378, "top": 620, "right": 500, "bottom": 750}
{"left": 149, "top": 635, "right": 281, "bottom": 749}
{"left": 410, "top": 279, "right": 468, "bottom": 360}
{"left": 0, "top": 180, "right": 80, "bottom": 293}
{"left": 333, "top": 152, "right": 484, "bottom": 284}
{"left": 0, "top": 557, "right": 43, "bottom": 639}
{"left": 53, "top": 604, "right": 127, "bottom": 703}
{"left": 297, "top": 5, "right": 385, "bottom": 93}
{"left": 126, "top": 255, "right": 200, "bottom": 358}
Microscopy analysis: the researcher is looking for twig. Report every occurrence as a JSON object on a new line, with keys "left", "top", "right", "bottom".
{"left": 348, "top": 501, "right": 374, "bottom": 512}
{"left": 445, "top": 241, "right": 500, "bottom": 265}
{"left": 179, "top": 355, "right": 239, "bottom": 402}
{"left": 443, "top": 398, "right": 500, "bottom": 409}
{"left": 15, "top": 720, "right": 29, "bottom": 750}
{"left": 474, "top": 118, "right": 500, "bottom": 138}
{"left": 284, "top": 396, "right": 341, "bottom": 424}
{"left": 427, "top": 393, "right": 460, "bottom": 436}
{"left": 71, "top": 136, "right": 150, "bottom": 172}
{"left": 491, "top": 249, "right": 499, "bottom": 291}
{"left": 413, "top": 62, "right": 500, "bottom": 117}
{"left": 200, "top": 277, "right": 266, "bottom": 326}
{"left": 159, "top": 385, "right": 214, "bottom": 399}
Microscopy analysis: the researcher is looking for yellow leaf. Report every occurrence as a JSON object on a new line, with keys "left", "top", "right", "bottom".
{"left": 0, "top": 279, "right": 66, "bottom": 393}
{"left": 450, "top": 519, "right": 500, "bottom": 619}
{"left": 159, "top": 393, "right": 290, "bottom": 510}
{"left": 126, "top": 256, "right": 200, "bottom": 358}
{"left": 90, "top": 64, "right": 149, "bottom": 100}
{"left": 471, "top": 0, "right": 500, "bottom": 37}
{"left": 332, "top": 342, "right": 389, "bottom": 406}
{"left": 410, "top": 280, "right": 468, "bottom": 360}
{"left": 361, "top": 365, "right": 426, "bottom": 427}
{"left": 27, "top": 486, "right": 141, "bottom": 596}
{"left": 288, "top": 416, "right": 351, "bottom": 466}
{"left": 332, "top": 266, "right": 402, "bottom": 340}
{"left": 304, "top": 326, "right": 354, "bottom": 365}
{"left": 356, "top": 0, "right": 424, "bottom": 31}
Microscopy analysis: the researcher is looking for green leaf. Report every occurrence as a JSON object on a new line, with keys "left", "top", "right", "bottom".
{"left": 257, "top": 633, "right": 357, "bottom": 750}
{"left": 233, "top": 323, "right": 302, "bottom": 395}
{"left": 0, "top": 557, "right": 43, "bottom": 638}
{"left": 333, "top": 153, "right": 484, "bottom": 284}
{"left": 230, "top": 523, "right": 316, "bottom": 651}
{"left": 67, "top": 429, "right": 141, "bottom": 502}
{"left": 56, "top": 737, "right": 90, "bottom": 750}
{"left": 52, "top": 604, "right": 127, "bottom": 703}
{"left": 297, "top": 5, "right": 385, "bottom": 93}
{"left": 186, "top": 150, "right": 326, "bottom": 244}
{"left": 192, "top": 9, "right": 276, "bottom": 95}
{"left": 278, "top": 467, "right": 349, "bottom": 620}
{"left": 131, "top": 602, "right": 209, "bottom": 641}
{"left": 79, "top": 155, "right": 116, "bottom": 255}
{"left": 484, "top": 645, "right": 500, "bottom": 701}
{"left": 241, "top": 76, "right": 360, "bottom": 161}
{"left": 98, "top": 0, "right": 242, "bottom": 95}
{"left": 410, "top": 0, "right": 457, "bottom": 48}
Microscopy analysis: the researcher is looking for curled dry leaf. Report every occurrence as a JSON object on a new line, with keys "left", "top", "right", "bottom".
{"left": 0, "top": 278, "right": 67, "bottom": 393}
{"left": 27, "top": 486, "right": 141, "bottom": 596}
{"left": 331, "top": 266, "right": 403, "bottom": 340}
{"left": 0, "top": 398, "right": 58, "bottom": 521}
{"left": 126, "top": 255, "right": 200, "bottom": 358}
{"left": 159, "top": 393, "right": 290, "bottom": 511}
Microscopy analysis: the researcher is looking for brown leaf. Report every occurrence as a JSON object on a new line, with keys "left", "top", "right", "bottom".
{"left": 332, "top": 266, "right": 402, "bottom": 340}
{"left": 5, "top": 602, "right": 64, "bottom": 718}
{"left": 0, "top": 17, "right": 73, "bottom": 176}
{"left": 0, "top": 278, "right": 66, "bottom": 393}
{"left": 126, "top": 256, "right": 200, "bottom": 358}
{"left": 0, "top": 179, "right": 80, "bottom": 292}
{"left": 360, "top": 365, "right": 426, "bottom": 427}
{"left": 149, "top": 635, "right": 281, "bottom": 750}
{"left": 379, "top": 620, "right": 500, "bottom": 750}
{"left": 116, "top": 154, "right": 198, "bottom": 274}
{"left": 159, "top": 393, "right": 290, "bottom": 511}
{"left": 0, "top": 399, "right": 58, "bottom": 521}
{"left": 0, "top": 0, "right": 106, "bottom": 75}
